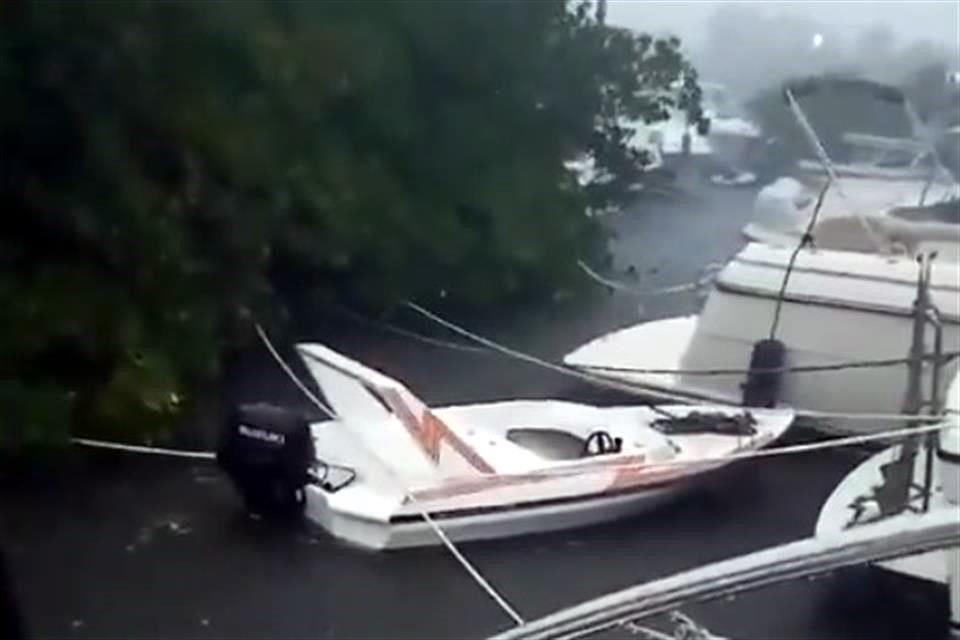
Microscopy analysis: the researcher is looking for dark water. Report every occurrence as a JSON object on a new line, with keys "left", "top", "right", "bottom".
{"left": 1, "top": 178, "right": 952, "bottom": 639}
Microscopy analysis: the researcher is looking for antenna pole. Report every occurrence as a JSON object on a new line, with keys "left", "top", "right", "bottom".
{"left": 784, "top": 87, "right": 885, "bottom": 251}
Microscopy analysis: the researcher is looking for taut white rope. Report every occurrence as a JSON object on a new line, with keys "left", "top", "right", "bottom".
{"left": 403, "top": 301, "right": 951, "bottom": 424}
{"left": 70, "top": 438, "right": 216, "bottom": 460}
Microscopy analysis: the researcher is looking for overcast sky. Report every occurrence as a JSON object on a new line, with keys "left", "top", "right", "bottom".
{"left": 607, "top": 1, "right": 960, "bottom": 53}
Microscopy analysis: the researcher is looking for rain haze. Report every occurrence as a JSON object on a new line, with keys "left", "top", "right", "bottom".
{"left": 3, "top": 3, "right": 960, "bottom": 640}
{"left": 608, "top": 1, "right": 960, "bottom": 98}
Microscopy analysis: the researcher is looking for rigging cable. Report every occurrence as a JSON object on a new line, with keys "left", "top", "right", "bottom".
{"left": 403, "top": 301, "right": 678, "bottom": 421}
{"left": 768, "top": 175, "right": 831, "bottom": 340}
{"left": 402, "top": 300, "right": 954, "bottom": 423}
{"left": 333, "top": 302, "right": 959, "bottom": 378}
{"left": 71, "top": 420, "right": 953, "bottom": 477}
{"left": 575, "top": 260, "right": 703, "bottom": 297}
{"left": 783, "top": 86, "right": 885, "bottom": 252}
{"left": 331, "top": 305, "right": 487, "bottom": 354}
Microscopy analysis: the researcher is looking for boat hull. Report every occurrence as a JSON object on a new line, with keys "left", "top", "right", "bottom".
{"left": 814, "top": 439, "right": 958, "bottom": 585}
{"left": 566, "top": 315, "right": 960, "bottom": 435}
{"left": 565, "top": 245, "right": 960, "bottom": 435}
{"left": 301, "top": 401, "right": 793, "bottom": 550}
{"left": 305, "top": 480, "right": 687, "bottom": 550}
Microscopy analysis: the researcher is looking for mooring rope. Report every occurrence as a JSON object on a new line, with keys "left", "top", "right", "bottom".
{"left": 575, "top": 260, "right": 702, "bottom": 297}
{"left": 769, "top": 176, "right": 831, "bottom": 340}
{"left": 71, "top": 411, "right": 954, "bottom": 483}
{"left": 332, "top": 305, "right": 487, "bottom": 354}
{"left": 504, "top": 421, "right": 951, "bottom": 481}
{"left": 70, "top": 438, "right": 217, "bottom": 460}
{"left": 583, "top": 352, "right": 960, "bottom": 377}
{"left": 402, "top": 301, "right": 953, "bottom": 424}
{"left": 329, "top": 302, "right": 958, "bottom": 379}
{"left": 254, "top": 324, "right": 338, "bottom": 419}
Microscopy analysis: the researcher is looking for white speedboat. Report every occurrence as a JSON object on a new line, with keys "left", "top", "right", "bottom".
{"left": 563, "top": 243, "right": 960, "bottom": 434}
{"left": 217, "top": 343, "right": 794, "bottom": 550}
{"left": 703, "top": 83, "right": 763, "bottom": 186}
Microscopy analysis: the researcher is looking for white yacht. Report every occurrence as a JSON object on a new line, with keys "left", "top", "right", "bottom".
{"left": 564, "top": 243, "right": 960, "bottom": 434}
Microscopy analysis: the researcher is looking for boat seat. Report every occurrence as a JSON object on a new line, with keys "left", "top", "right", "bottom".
{"left": 504, "top": 426, "right": 652, "bottom": 461}
{"left": 457, "top": 428, "right": 548, "bottom": 474}
{"left": 505, "top": 428, "right": 589, "bottom": 461}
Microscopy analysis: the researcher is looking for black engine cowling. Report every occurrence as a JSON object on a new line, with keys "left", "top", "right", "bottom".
{"left": 741, "top": 338, "right": 786, "bottom": 409}
{"left": 216, "top": 403, "right": 315, "bottom": 517}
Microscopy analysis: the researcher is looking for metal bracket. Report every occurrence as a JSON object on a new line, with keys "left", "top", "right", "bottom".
{"left": 622, "top": 611, "right": 729, "bottom": 640}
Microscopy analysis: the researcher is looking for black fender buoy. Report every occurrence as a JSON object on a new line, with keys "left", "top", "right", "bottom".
{"left": 741, "top": 339, "right": 786, "bottom": 408}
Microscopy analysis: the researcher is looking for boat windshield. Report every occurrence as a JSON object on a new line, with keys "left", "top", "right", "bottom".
{"left": 847, "top": 145, "right": 928, "bottom": 169}
{"left": 702, "top": 84, "right": 741, "bottom": 119}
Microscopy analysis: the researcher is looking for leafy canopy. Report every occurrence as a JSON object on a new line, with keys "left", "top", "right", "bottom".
{"left": 0, "top": 0, "right": 698, "bottom": 446}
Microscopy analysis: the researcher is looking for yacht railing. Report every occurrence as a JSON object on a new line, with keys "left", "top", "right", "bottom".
{"left": 487, "top": 509, "right": 959, "bottom": 640}
{"left": 781, "top": 76, "right": 958, "bottom": 249}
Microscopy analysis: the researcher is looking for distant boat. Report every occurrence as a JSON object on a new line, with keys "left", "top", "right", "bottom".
{"left": 644, "top": 81, "right": 763, "bottom": 186}
{"left": 216, "top": 343, "right": 793, "bottom": 550}
{"left": 744, "top": 77, "right": 960, "bottom": 257}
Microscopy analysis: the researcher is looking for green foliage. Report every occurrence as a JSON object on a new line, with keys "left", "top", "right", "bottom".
{"left": 0, "top": 0, "right": 697, "bottom": 446}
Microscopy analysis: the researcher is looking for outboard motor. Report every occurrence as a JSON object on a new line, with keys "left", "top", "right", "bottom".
{"left": 217, "top": 403, "right": 315, "bottom": 517}
{"left": 741, "top": 339, "right": 786, "bottom": 408}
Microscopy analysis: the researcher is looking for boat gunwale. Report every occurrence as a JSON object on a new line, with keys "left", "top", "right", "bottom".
{"left": 727, "top": 256, "right": 960, "bottom": 295}
{"left": 713, "top": 278, "right": 960, "bottom": 323}
{"left": 387, "top": 474, "right": 693, "bottom": 524}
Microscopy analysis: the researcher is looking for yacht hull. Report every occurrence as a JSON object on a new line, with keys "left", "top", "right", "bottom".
{"left": 564, "top": 245, "right": 960, "bottom": 435}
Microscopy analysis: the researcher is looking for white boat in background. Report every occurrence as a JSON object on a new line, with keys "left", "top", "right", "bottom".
{"left": 745, "top": 175, "right": 960, "bottom": 260}
{"left": 795, "top": 132, "right": 947, "bottom": 182}
{"left": 701, "top": 82, "right": 763, "bottom": 186}
{"left": 746, "top": 165, "right": 960, "bottom": 258}
{"left": 564, "top": 137, "right": 665, "bottom": 210}
{"left": 217, "top": 343, "right": 794, "bottom": 550}
{"left": 563, "top": 243, "right": 960, "bottom": 434}
{"left": 644, "top": 81, "right": 763, "bottom": 185}
{"left": 745, "top": 77, "right": 960, "bottom": 255}
{"left": 563, "top": 124, "right": 666, "bottom": 217}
